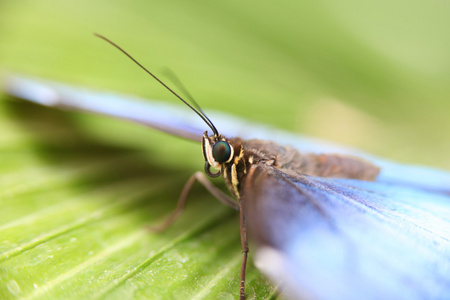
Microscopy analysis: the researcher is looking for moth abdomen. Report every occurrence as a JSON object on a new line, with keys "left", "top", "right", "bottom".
{"left": 241, "top": 139, "right": 380, "bottom": 181}
{"left": 300, "top": 153, "right": 380, "bottom": 181}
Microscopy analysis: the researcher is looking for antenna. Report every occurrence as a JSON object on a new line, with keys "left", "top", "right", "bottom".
{"left": 161, "top": 67, "right": 216, "bottom": 130}
{"left": 94, "top": 33, "right": 219, "bottom": 136}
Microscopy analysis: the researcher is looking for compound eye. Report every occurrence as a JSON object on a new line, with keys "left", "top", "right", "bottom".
{"left": 212, "top": 141, "right": 232, "bottom": 163}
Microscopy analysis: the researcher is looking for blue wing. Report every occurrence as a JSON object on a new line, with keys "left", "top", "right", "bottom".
{"left": 243, "top": 164, "right": 450, "bottom": 300}
{"left": 4, "top": 75, "right": 449, "bottom": 195}
{"left": 3, "top": 75, "right": 205, "bottom": 141}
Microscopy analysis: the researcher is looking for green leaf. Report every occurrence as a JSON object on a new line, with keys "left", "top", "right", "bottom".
{"left": 1, "top": 1, "right": 449, "bottom": 299}
{"left": 0, "top": 99, "right": 275, "bottom": 299}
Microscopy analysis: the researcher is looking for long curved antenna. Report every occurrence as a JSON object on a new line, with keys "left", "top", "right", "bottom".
{"left": 161, "top": 67, "right": 217, "bottom": 131}
{"left": 94, "top": 33, "right": 219, "bottom": 136}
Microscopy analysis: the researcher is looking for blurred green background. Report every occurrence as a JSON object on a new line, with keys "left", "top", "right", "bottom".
{"left": 1, "top": 0, "right": 449, "bottom": 299}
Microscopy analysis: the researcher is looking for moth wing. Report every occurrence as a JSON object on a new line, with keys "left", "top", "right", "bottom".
{"left": 242, "top": 164, "right": 450, "bottom": 300}
{"left": 4, "top": 75, "right": 205, "bottom": 141}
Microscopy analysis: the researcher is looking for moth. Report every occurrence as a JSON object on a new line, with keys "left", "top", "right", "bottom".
{"left": 4, "top": 35, "right": 450, "bottom": 300}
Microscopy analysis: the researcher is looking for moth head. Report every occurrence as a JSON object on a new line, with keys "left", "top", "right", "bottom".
{"left": 202, "top": 131, "right": 234, "bottom": 178}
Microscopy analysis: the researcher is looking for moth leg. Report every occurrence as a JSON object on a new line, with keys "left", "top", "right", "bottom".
{"left": 239, "top": 197, "right": 249, "bottom": 300}
{"left": 149, "top": 171, "right": 238, "bottom": 232}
